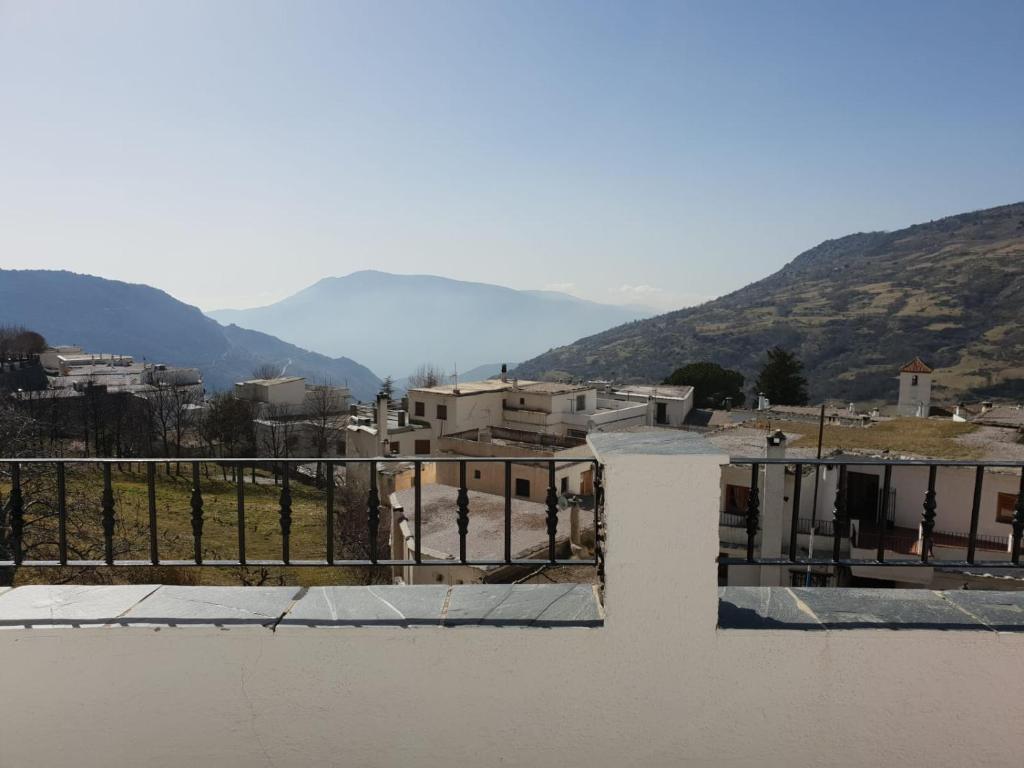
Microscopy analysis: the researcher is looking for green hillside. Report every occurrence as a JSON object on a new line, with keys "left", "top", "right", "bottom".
{"left": 516, "top": 202, "right": 1024, "bottom": 403}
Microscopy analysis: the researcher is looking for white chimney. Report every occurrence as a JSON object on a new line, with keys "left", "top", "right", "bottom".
{"left": 500, "top": 363, "right": 508, "bottom": 383}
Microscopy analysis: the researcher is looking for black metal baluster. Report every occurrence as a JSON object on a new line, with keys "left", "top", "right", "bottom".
{"left": 788, "top": 464, "right": 802, "bottom": 562}
{"left": 237, "top": 464, "right": 246, "bottom": 566}
{"left": 594, "top": 461, "right": 605, "bottom": 586}
{"left": 504, "top": 461, "right": 512, "bottom": 565}
{"left": 101, "top": 463, "right": 115, "bottom": 566}
{"left": 745, "top": 464, "right": 760, "bottom": 562}
{"left": 456, "top": 461, "right": 469, "bottom": 563}
{"left": 367, "top": 461, "right": 380, "bottom": 564}
{"left": 545, "top": 462, "right": 559, "bottom": 563}
{"left": 190, "top": 462, "right": 204, "bottom": 565}
{"left": 1012, "top": 469, "right": 1024, "bottom": 566}
{"left": 966, "top": 466, "right": 984, "bottom": 565}
{"left": 279, "top": 465, "right": 292, "bottom": 564}
{"left": 57, "top": 462, "right": 68, "bottom": 566}
{"left": 832, "top": 465, "right": 847, "bottom": 563}
{"left": 147, "top": 463, "right": 159, "bottom": 565}
{"left": 413, "top": 460, "right": 422, "bottom": 565}
{"left": 325, "top": 461, "right": 334, "bottom": 565}
{"left": 10, "top": 462, "right": 23, "bottom": 566}
{"left": 877, "top": 465, "right": 892, "bottom": 562}
{"left": 920, "top": 465, "right": 938, "bottom": 563}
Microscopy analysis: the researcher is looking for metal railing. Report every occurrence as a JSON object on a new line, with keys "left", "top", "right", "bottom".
{"left": 723, "top": 458, "right": 1024, "bottom": 570}
{"left": 0, "top": 457, "right": 604, "bottom": 572}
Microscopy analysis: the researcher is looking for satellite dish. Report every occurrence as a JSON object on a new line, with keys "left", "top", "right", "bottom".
{"left": 557, "top": 494, "right": 569, "bottom": 510}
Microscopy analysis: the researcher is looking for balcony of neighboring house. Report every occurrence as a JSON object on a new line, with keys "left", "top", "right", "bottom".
{"left": 3, "top": 431, "right": 1024, "bottom": 766}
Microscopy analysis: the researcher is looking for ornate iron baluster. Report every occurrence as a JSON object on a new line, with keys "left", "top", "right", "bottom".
{"left": 279, "top": 465, "right": 292, "bottom": 564}
{"left": 745, "top": 463, "right": 760, "bottom": 562}
{"left": 57, "top": 462, "right": 68, "bottom": 566}
{"left": 1012, "top": 469, "right": 1024, "bottom": 566}
{"left": 367, "top": 461, "right": 380, "bottom": 564}
{"left": 594, "top": 461, "right": 605, "bottom": 588}
{"left": 921, "top": 465, "right": 937, "bottom": 563}
{"left": 788, "top": 464, "right": 802, "bottom": 562}
{"left": 546, "top": 462, "right": 559, "bottom": 563}
{"left": 101, "top": 463, "right": 116, "bottom": 565}
{"left": 966, "top": 466, "right": 984, "bottom": 565}
{"left": 414, "top": 460, "right": 422, "bottom": 565}
{"left": 877, "top": 465, "right": 892, "bottom": 562}
{"left": 147, "top": 463, "right": 159, "bottom": 565}
{"left": 503, "top": 461, "right": 512, "bottom": 565}
{"left": 456, "top": 461, "right": 469, "bottom": 563}
{"left": 190, "top": 462, "right": 204, "bottom": 564}
{"left": 9, "top": 462, "right": 24, "bottom": 566}
{"left": 237, "top": 464, "right": 246, "bottom": 566}
{"left": 325, "top": 461, "right": 334, "bottom": 565}
{"left": 832, "top": 465, "right": 847, "bottom": 563}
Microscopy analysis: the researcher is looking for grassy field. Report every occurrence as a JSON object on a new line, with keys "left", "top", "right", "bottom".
{"left": 753, "top": 417, "right": 981, "bottom": 460}
{"left": 7, "top": 464, "right": 371, "bottom": 587}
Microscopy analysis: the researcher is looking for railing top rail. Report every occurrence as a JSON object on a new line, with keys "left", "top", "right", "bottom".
{"left": 4, "top": 456, "right": 598, "bottom": 465}
{"left": 729, "top": 456, "right": 1024, "bottom": 468}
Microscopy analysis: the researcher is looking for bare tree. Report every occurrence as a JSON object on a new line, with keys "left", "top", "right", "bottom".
{"left": 0, "top": 325, "right": 47, "bottom": 357}
{"left": 251, "top": 363, "right": 282, "bottom": 380}
{"left": 407, "top": 363, "right": 446, "bottom": 389}
{"left": 258, "top": 403, "right": 298, "bottom": 484}
{"left": 199, "top": 393, "right": 256, "bottom": 481}
{"left": 304, "top": 380, "right": 345, "bottom": 485}
{"left": 331, "top": 478, "right": 390, "bottom": 585}
{"left": 0, "top": 404, "right": 148, "bottom": 584}
{"left": 146, "top": 382, "right": 201, "bottom": 472}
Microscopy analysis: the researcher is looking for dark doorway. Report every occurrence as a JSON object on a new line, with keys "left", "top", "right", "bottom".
{"left": 655, "top": 402, "right": 668, "bottom": 425}
{"left": 846, "top": 471, "right": 880, "bottom": 522}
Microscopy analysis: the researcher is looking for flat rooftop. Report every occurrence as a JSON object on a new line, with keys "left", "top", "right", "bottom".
{"left": 613, "top": 384, "right": 694, "bottom": 400}
{"left": 393, "top": 484, "right": 587, "bottom": 565}
{"left": 410, "top": 379, "right": 592, "bottom": 397}
{"left": 442, "top": 427, "right": 587, "bottom": 452}
{"left": 410, "top": 379, "right": 515, "bottom": 396}
{"left": 237, "top": 376, "right": 305, "bottom": 386}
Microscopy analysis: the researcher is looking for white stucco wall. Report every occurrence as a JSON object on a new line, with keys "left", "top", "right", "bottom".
{"left": 1, "top": 432, "right": 1023, "bottom": 767}
{"left": 898, "top": 371, "right": 932, "bottom": 417}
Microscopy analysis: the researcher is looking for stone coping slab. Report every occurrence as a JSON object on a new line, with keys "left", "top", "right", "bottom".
{"left": 720, "top": 587, "right": 1024, "bottom": 631}
{"left": 0, "top": 584, "right": 604, "bottom": 629}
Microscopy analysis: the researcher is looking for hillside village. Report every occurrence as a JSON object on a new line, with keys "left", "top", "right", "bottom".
{"left": 5, "top": 323, "right": 1024, "bottom": 592}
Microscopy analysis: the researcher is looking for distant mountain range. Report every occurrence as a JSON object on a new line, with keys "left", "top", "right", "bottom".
{"left": 208, "top": 271, "right": 650, "bottom": 377}
{"left": 515, "top": 202, "right": 1024, "bottom": 404}
{"left": 0, "top": 270, "right": 381, "bottom": 400}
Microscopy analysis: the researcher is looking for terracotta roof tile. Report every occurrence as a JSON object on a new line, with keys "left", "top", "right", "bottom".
{"left": 900, "top": 357, "right": 933, "bottom": 374}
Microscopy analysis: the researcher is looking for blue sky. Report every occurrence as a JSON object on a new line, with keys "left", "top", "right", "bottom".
{"left": 1, "top": 0, "right": 1022, "bottom": 312}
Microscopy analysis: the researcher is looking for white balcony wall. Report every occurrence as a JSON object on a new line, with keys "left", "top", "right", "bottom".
{"left": 1, "top": 431, "right": 1023, "bottom": 767}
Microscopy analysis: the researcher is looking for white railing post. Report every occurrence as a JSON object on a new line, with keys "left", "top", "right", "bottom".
{"left": 588, "top": 430, "right": 728, "bottom": 631}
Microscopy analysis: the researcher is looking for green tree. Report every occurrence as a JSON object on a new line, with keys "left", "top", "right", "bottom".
{"left": 380, "top": 376, "right": 394, "bottom": 400}
{"left": 754, "top": 347, "right": 808, "bottom": 405}
{"left": 663, "top": 362, "right": 746, "bottom": 408}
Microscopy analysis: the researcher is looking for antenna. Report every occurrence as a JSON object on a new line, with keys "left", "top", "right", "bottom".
{"left": 452, "top": 363, "right": 460, "bottom": 394}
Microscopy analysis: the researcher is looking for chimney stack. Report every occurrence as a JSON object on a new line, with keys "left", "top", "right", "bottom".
{"left": 376, "top": 391, "right": 390, "bottom": 454}
{"left": 500, "top": 363, "right": 508, "bottom": 383}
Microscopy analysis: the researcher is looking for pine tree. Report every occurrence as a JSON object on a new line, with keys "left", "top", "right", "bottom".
{"left": 754, "top": 347, "right": 808, "bottom": 405}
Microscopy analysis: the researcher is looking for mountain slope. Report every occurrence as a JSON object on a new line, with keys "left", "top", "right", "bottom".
{"left": 515, "top": 202, "right": 1024, "bottom": 403}
{"left": 0, "top": 270, "right": 381, "bottom": 399}
{"left": 208, "top": 271, "right": 649, "bottom": 376}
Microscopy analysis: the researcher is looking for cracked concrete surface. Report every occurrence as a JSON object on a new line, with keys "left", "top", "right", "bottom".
{"left": 0, "top": 584, "right": 604, "bottom": 629}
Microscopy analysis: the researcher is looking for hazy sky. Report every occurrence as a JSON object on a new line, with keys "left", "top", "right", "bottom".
{"left": 1, "top": 1, "right": 1022, "bottom": 313}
